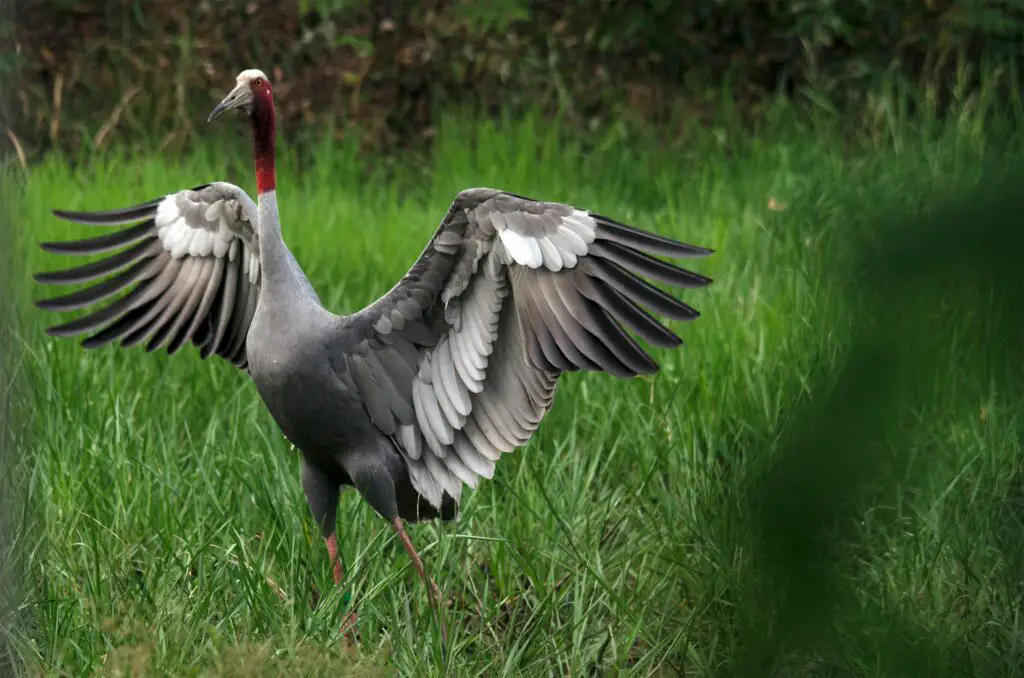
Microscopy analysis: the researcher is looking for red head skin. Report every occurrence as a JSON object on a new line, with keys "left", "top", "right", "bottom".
{"left": 250, "top": 76, "right": 276, "bottom": 195}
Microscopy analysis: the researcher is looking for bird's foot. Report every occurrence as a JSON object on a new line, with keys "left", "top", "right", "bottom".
{"left": 391, "top": 517, "right": 448, "bottom": 646}
{"left": 425, "top": 578, "right": 448, "bottom": 644}
{"left": 339, "top": 608, "right": 360, "bottom": 647}
{"left": 324, "top": 534, "right": 361, "bottom": 647}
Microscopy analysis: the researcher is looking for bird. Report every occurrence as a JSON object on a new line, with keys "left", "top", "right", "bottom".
{"left": 33, "top": 68, "right": 714, "bottom": 641}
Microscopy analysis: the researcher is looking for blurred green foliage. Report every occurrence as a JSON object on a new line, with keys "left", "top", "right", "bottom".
{"left": 5, "top": 0, "right": 1023, "bottom": 160}
{"left": 729, "top": 154, "right": 1024, "bottom": 675}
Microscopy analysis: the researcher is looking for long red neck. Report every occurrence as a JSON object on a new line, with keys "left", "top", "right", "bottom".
{"left": 252, "top": 88, "right": 276, "bottom": 195}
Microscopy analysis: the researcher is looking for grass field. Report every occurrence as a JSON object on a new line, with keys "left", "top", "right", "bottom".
{"left": 5, "top": 100, "right": 1024, "bottom": 676}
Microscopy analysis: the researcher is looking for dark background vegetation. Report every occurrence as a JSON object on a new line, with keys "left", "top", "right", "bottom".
{"left": 5, "top": 1, "right": 1024, "bottom": 676}
{"left": 5, "top": 0, "right": 1024, "bottom": 159}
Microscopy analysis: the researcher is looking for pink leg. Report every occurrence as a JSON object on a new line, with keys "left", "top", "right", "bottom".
{"left": 392, "top": 517, "right": 448, "bottom": 643}
{"left": 324, "top": 534, "right": 359, "bottom": 642}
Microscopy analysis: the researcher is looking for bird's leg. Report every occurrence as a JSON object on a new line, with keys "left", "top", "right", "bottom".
{"left": 325, "top": 533, "right": 345, "bottom": 586}
{"left": 343, "top": 454, "right": 447, "bottom": 643}
{"left": 323, "top": 532, "right": 359, "bottom": 642}
{"left": 391, "top": 517, "right": 447, "bottom": 642}
{"left": 302, "top": 461, "right": 359, "bottom": 643}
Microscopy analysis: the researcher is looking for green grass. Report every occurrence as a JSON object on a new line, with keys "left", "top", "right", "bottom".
{"left": 5, "top": 101, "right": 1024, "bottom": 676}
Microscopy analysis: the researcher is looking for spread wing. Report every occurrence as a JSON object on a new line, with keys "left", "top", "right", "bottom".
{"left": 34, "top": 182, "right": 262, "bottom": 369}
{"left": 336, "top": 188, "right": 714, "bottom": 510}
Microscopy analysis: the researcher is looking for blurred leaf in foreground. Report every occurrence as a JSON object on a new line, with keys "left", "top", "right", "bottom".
{"left": 732, "top": 156, "right": 1024, "bottom": 677}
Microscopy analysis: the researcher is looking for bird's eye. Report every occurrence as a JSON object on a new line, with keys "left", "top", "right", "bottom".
{"left": 254, "top": 77, "right": 263, "bottom": 86}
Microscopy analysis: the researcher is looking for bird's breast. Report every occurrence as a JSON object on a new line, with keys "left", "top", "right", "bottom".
{"left": 247, "top": 339, "right": 368, "bottom": 457}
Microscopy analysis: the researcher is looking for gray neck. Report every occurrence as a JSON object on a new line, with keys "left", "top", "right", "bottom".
{"left": 256, "top": 189, "right": 320, "bottom": 305}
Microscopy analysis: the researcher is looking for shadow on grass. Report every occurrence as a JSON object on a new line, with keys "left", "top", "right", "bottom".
{"left": 725, "top": 156, "right": 1024, "bottom": 676}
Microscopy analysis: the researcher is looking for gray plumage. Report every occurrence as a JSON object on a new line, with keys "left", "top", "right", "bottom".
{"left": 37, "top": 184, "right": 713, "bottom": 527}
{"left": 33, "top": 68, "right": 713, "bottom": 640}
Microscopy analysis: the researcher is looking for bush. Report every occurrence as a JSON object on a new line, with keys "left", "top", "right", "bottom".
{"left": 6, "top": 0, "right": 1024, "bottom": 160}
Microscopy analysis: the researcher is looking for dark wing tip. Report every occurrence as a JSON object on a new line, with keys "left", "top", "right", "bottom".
{"left": 687, "top": 245, "right": 716, "bottom": 257}
{"left": 640, "top": 361, "right": 662, "bottom": 375}
{"left": 679, "top": 307, "right": 701, "bottom": 320}
{"left": 590, "top": 214, "right": 717, "bottom": 261}
{"left": 687, "top": 272, "right": 715, "bottom": 287}
{"left": 51, "top": 208, "right": 107, "bottom": 223}
{"left": 50, "top": 197, "right": 163, "bottom": 225}
{"left": 37, "top": 240, "right": 112, "bottom": 255}
{"left": 39, "top": 241, "right": 65, "bottom": 253}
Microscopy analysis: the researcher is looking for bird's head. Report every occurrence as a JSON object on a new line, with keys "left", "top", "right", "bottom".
{"left": 208, "top": 69, "right": 273, "bottom": 122}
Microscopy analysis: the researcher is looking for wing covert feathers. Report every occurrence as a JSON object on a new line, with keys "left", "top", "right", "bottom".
{"left": 345, "top": 188, "right": 713, "bottom": 511}
{"left": 35, "top": 182, "right": 261, "bottom": 369}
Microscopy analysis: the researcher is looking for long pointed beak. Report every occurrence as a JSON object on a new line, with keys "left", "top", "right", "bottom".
{"left": 208, "top": 84, "right": 249, "bottom": 122}
{"left": 207, "top": 100, "right": 230, "bottom": 123}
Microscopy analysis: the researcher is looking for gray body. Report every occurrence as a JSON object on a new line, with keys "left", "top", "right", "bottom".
{"left": 246, "top": 294, "right": 417, "bottom": 529}
{"left": 35, "top": 182, "right": 713, "bottom": 540}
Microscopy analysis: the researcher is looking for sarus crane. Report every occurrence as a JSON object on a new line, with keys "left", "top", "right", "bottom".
{"left": 33, "top": 68, "right": 714, "bottom": 640}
